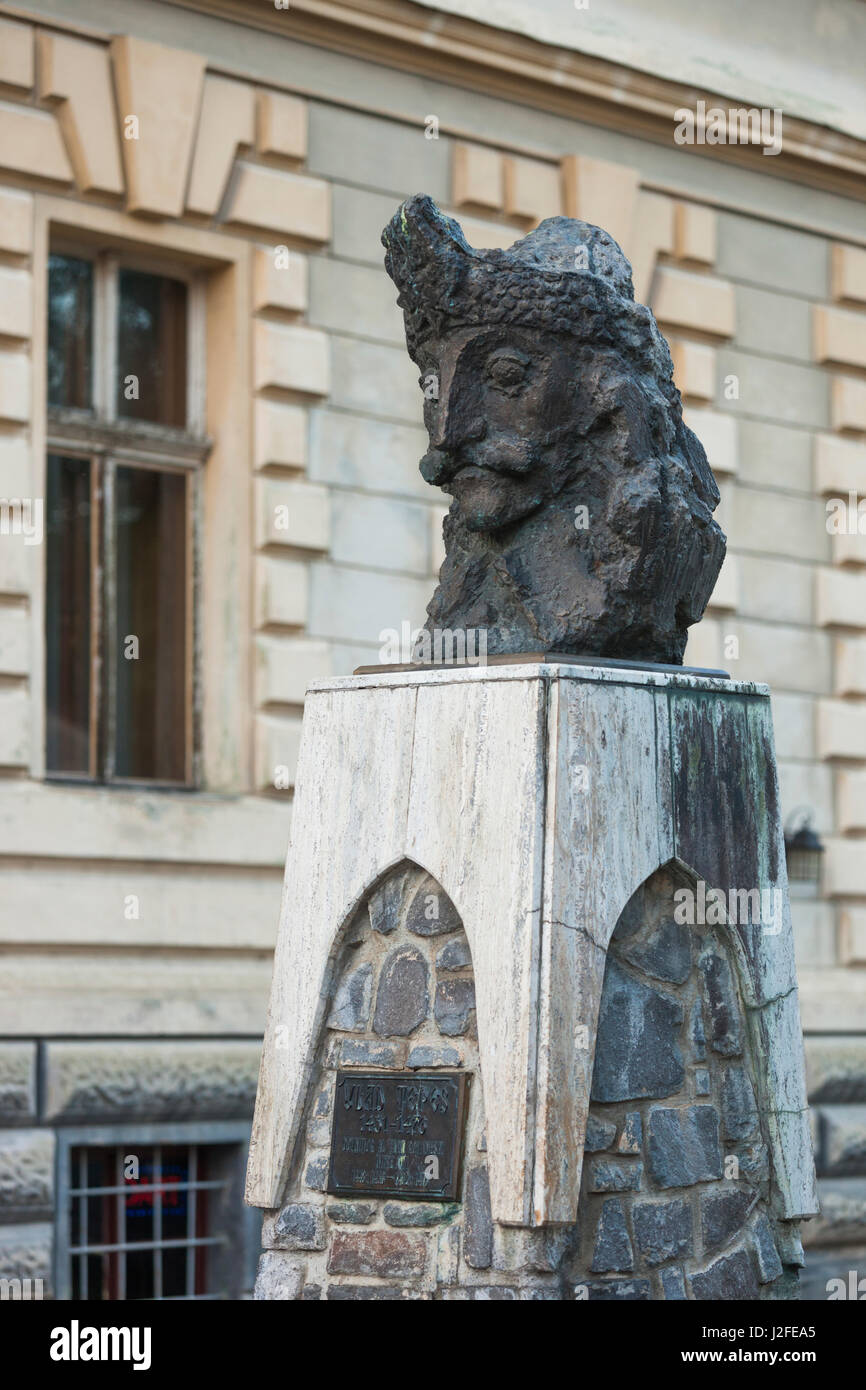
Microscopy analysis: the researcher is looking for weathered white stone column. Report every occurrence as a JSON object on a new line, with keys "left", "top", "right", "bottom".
{"left": 247, "top": 661, "right": 817, "bottom": 1271}
{"left": 247, "top": 661, "right": 817, "bottom": 1217}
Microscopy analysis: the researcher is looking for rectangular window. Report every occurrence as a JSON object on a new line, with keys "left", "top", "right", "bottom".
{"left": 45, "top": 249, "right": 206, "bottom": 785}
{"left": 45, "top": 454, "right": 93, "bottom": 774}
{"left": 67, "top": 1141, "right": 244, "bottom": 1300}
{"left": 116, "top": 268, "right": 187, "bottom": 427}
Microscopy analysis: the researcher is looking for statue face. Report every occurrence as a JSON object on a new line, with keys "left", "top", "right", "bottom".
{"left": 417, "top": 327, "right": 580, "bottom": 533}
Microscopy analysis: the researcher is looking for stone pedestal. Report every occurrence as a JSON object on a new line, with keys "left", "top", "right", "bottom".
{"left": 246, "top": 661, "right": 818, "bottom": 1300}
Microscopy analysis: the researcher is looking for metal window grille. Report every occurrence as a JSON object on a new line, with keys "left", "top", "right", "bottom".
{"left": 67, "top": 1141, "right": 238, "bottom": 1300}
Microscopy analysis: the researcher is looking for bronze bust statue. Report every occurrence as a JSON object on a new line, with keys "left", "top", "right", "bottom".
{"left": 383, "top": 195, "right": 726, "bottom": 665}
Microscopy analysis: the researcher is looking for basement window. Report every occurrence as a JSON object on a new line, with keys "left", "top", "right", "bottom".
{"left": 65, "top": 1139, "right": 245, "bottom": 1301}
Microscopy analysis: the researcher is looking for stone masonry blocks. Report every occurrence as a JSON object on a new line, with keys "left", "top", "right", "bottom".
{"left": 254, "top": 857, "right": 796, "bottom": 1299}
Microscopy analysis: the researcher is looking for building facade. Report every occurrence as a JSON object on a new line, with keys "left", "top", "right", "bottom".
{"left": 0, "top": 0, "right": 863, "bottom": 1299}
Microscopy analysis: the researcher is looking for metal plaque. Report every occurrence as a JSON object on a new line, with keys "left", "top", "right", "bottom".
{"left": 327, "top": 1071, "right": 469, "bottom": 1202}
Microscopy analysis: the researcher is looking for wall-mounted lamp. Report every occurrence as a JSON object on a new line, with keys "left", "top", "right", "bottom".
{"left": 784, "top": 807, "right": 825, "bottom": 886}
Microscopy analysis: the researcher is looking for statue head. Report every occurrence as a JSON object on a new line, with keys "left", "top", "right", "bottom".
{"left": 382, "top": 195, "right": 726, "bottom": 665}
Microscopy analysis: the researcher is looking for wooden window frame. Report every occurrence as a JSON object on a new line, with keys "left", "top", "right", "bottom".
{"left": 32, "top": 198, "right": 253, "bottom": 797}
{"left": 46, "top": 246, "right": 209, "bottom": 790}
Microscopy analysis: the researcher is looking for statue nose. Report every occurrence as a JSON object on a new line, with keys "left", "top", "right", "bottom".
{"left": 429, "top": 413, "right": 486, "bottom": 451}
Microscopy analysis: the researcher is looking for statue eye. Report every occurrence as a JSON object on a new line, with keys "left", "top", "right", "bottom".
{"left": 486, "top": 353, "right": 527, "bottom": 389}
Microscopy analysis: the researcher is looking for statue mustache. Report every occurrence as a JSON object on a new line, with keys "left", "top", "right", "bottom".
{"left": 420, "top": 436, "right": 538, "bottom": 486}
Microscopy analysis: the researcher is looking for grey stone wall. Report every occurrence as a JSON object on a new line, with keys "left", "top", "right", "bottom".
{"left": 569, "top": 868, "right": 799, "bottom": 1300}
{"left": 800, "top": 1039, "right": 866, "bottom": 1298}
{"left": 0, "top": 1039, "right": 260, "bottom": 1298}
{"left": 255, "top": 862, "right": 801, "bottom": 1300}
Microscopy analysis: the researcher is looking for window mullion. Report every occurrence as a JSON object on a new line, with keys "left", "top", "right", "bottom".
{"left": 153, "top": 1145, "right": 163, "bottom": 1301}
{"left": 186, "top": 1146, "right": 198, "bottom": 1298}
{"left": 187, "top": 470, "right": 199, "bottom": 788}
{"left": 79, "top": 1148, "right": 89, "bottom": 1301}
{"left": 89, "top": 460, "right": 102, "bottom": 782}
{"left": 115, "top": 1148, "right": 126, "bottom": 1302}
{"left": 187, "top": 275, "right": 206, "bottom": 437}
{"left": 102, "top": 459, "right": 117, "bottom": 782}
{"left": 97, "top": 254, "right": 119, "bottom": 424}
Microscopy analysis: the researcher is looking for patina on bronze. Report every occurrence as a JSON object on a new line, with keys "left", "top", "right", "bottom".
{"left": 327, "top": 1071, "right": 469, "bottom": 1202}
{"left": 382, "top": 195, "right": 726, "bottom": 665}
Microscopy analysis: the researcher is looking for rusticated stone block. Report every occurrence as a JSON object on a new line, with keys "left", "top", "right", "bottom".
{"left": 738, "top": 1141, "right": 771, "bottom": 1186}
{"left": 660, "top": 1266, "right": 686, "bottom": 1299}
{"left": 436, "top": 1223, "right": 459, "bottom": 1285}
{"left": 306, "top": 1115, "right": 330, "bottom": 1147}
{"left": 327, "top": 1284, "right": 430, "bottom": 1300}
{"left": 434, "top": 979, "right": 476, "bottom": 1037}
{"left": 326, "top": 1201, "right": 375, "bottom": 1225}
{"left": 406, "top": 878, "right": 462, "bottom": 937}
{"left": 0, "top": 1130, "right": 54, "bottom": 1216}
{"left": 700, "top": 1187, "right": 757, "bottom": 1254}
{"left": 591, "top": 1199, "right": 633, "bottom": 1273}
{"left": 327, "top": 963, "right": 372, "bottom": 1032}
{"left": 647, "top": 1105, "right": 722, "bottom": 1188}
{"left": 304, "top": 1157, "right": 328, "bottom": 1192}
{"left": 339, "top": 1039, "right": 405, "bottom": 1069}
{"left": 817, "top": 1104, "right": 866, "bottom": 1176}
{"left": 302, "top": 1284, "right": 322, "bottom": 1300}
{"left": 0, "top": 1043, "right": 36, "bottom": 1122}
{"left": 444, "top": 1285, "right": 519, "bottom": 1300}
{"left": 619, "top": 916, "right": 691, "bottom": 985}
{"left": 253, "top": 1252, "right": 304, "bottom": 1300}
{"left": 751, "top": 1213, "right": 783, "bottom": 1284}
{"left": 689, "top": 1248, "right": 761, "bottom": 1300}
{"left": 373, "top": 948, "right": 429, "bottom": 1037}
{"left": 327, "top": 1230, "right": 428, "bottom": 1279}
{"left": 800, "top": 1178, "right": 866, "bottom": 1248}
{"left": 632, "top": 1199, "right": 692, "bottom": 1266}
{"left": 806, "top": 1038, "right": 866, "bottom": 1104}
{"left": 464, "top": 1165, "right": 493, "bottom": 1268}
{"left": 587, "top": 1160, "right": 643, "bottom": 1193}
{"left": 591, "top": 958, "right": 684, "bottom": 1102}
{"left": 383, "top": 1202, "right": 458, "bottom": 1228}
{"left": 491, "top": 1227, "right": 568, "bottom": 1274}
{"left": 721, "top": 1066, "right": 759, "bottom": 1141}
{"left": 312, "top": 1091, "right": 331, "bottom": 1124}
{"left": 435, "top": 935, "right": 472, "bottom": 972}
{"left": 0, "top": 1221, "right": 52, "bottom": 1293}
{"left": 407, "top": 1045, "right": 461, "bottom": 1069}
{"left": 44, "top": 1041, "right": 260, "bottom": 1121}
{"left": 584, "top": 1116, "right": 617, "bottom": 1153}
{"left": 699, "top": 949, "right": 743, "bottom": 1057}
{"left": 582, "top": 1278, "right": 651, "bottom": 1300}
{"left": 617, "top": 1113, "right": 642, "bottom": 1154}
{"left": 368, "top": 867, "right": 411, "bottom": 935}
{"left": 263, "top": 1202, "right": 325, "bottom": 1252}
{"left": 690, "top": 999, "right": 707, "bottom": 1061}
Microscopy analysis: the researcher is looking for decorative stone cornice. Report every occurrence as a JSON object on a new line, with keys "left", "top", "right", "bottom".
{"left": 167, "top": 0, "right": 866, "bottom": 200}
